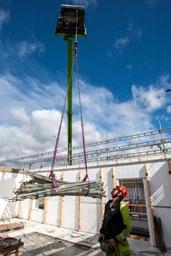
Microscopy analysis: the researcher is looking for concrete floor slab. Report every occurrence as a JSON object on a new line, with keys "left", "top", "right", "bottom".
{"left": 4, "top": 219, "right": 169, "bottom": 256}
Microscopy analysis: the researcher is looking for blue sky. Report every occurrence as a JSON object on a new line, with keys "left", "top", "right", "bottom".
{"left": 0, "top": 0, "right": 171, "bottom": 158}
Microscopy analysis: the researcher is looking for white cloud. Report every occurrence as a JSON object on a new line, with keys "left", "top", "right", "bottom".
{"left": 10, "top": 107, "right": 30, "bottom": 124}
{"left": 167, "top": 106, "right": 171, "bottom": 113}
{"left": 16, "top": 40, "right": 45, "bottom": 58}
{"left": 0, "top": 126, "right": 37, "bottom": 158}
{"left": 127, "top": 22, "right": 142, "bottom": 37}
{"left": 0, "top": 37, "right": 45, "bottom": 60}
{"left": 114, "top": 36, "right": 130, "bottom": 50}
{"left": 0, "top": 73, "right": 65, "bottom": 115}
{"left": 73, "top": 121, "right": 101, "bottom": 146}
{"left": 126, "top": 64, "right": 132, "bottom": 70}
{"left": 132, "top": 74, "right": 171, "bottom": 114}
{"left": 0, "top": 108, "right": 67, "bottom": 160}
{"left": 159, "top": 74, "right": 171, "bottom": 88}
{"left": 30, "top": 109, "right": 66, "bottom": 144}
{"left": 0, "top": 73, "right": 169, "bottom": 159}
{"left": 113, "top": 22, "right": 142, "bottom": 52}
{"left": 74, "top": 79, "right": 154, "bottom": 136}
{"left": 0, "top": 7, "right": 10, "bottom": 29}
{"left": 132, "top": 85, "right": 166, "bottom": 112}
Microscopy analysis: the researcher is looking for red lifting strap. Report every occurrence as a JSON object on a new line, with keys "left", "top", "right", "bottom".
{"left": 49, "top": 171, "right": 58, "bottom": 189}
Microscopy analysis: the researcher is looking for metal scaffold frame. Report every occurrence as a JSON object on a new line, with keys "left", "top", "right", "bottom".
{"left": 1, "top": 127, "right": 171, "bottom": 169}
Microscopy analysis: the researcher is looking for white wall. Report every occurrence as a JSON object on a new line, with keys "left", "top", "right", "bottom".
{"left": 61, "top": 170, "right": 79, "bottom": 230}
{"left": 0, "top": 171, "right": 23, "bottom": 219}
{"left": 115, "top": 164, "right": 145, "bottom": 179}
{"left": 79, "top": 168, "right": 101, "bottom": 233}
{"left": 147, "top": 162, "right": 171, "bottom": 248}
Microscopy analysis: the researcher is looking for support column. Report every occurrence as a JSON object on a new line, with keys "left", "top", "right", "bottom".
{"left": 143, "top": 164, "right": 156, "bottom": 246}
{"left": 67, "top": 38, "right": 73, "bottom": 165}
{"left": 75, "top": 170, "right": 81, "bottom": 231}
{"left": 43, "top": 198, "right": 48, "bottom": 224}
{"left": 100, "top": 168, "right": 105, "bottom": 230}
{"left": 57, "top": 171, "right": 63, "bottom": 227}
{"left": 28, "top": 199, "right": 32, "bottom": 220}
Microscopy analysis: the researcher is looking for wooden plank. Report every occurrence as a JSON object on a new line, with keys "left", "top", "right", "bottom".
{"left": 0, "top": 238, "right": 24, "bottom": 256}
{"left": 0, "top": 222, "right": 24, "bottom": 232}
{"left": 0, "top": 166, "right": 24, "bottom": 174}
{"left": 128, "top": 204, "right": 146, "bottom": 207}
{"left": 122, "top": 180, "right": 143, "bottom": 184}
{"left": 143, "top": 165, "right": 156, "bottom": 246}
{"left": 28, "top": 199, "right": 33, "bottom": 220}
{"left": 129, "top": 234, "right": 149, "bottom": 241}
{"left": 130, "top": 211, "right": 147, "bottom": 216}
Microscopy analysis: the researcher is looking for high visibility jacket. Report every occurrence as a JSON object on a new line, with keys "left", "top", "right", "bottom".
{"left": 100, "top": 200, "right": 132, "bottom": 256}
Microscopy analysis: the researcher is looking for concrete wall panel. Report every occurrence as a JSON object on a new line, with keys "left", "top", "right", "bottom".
{"left": 153, "top": 207, "right": 171, "bottom": 248}
{"left": 45, "top": 197, "right": 59, "bottom": 225}
{"left": 18, "top": 199, "right": 30, "bottom": 219}
{"left": 147, "top": 162, "right": 171, "bottom": 248}
{"left": 0, "top": 172, "right": 23, "bottom": 219}
{"left": 30, "top": 200, "right": 44, "bottom": 223}
{"left": 115, "top": 164, "right": 145, "bottom": 180}
{"left": 61, "top": 170, "right": 79, "bottom": 230}
{"left": 80, "top": 168, "right": 101, "bottom": 233}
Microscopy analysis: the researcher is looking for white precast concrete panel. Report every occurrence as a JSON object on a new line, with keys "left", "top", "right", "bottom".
{"left": 115, "top": 164, "right": 145, "bottom": 180}
{"left": 147, "top": 162, "right": 171, "bottom": 249}
{"left": 45, "top": 197, "right": 59, "bottom": 225}
{"left": 61, "top": 170, "right": 79, "bottom": 229}
{"left": 80, "top": 197, "right": 101, "bottom": 233}
{"left": 0, "top": 198, "right": 7, "bottom": 218}
{"left": 18, "top": 199, "right": 30, "bottom": 219}
{"left": 101, "top": 167, "right": 114, "bottom": 201}
{"left": 148, "top": 162, "right": 171, "bottom": 206}
{"left": 0, "top": 172, "right": 23, "bottom": 218}
{"left": 30, "top": 208, "right": 44, "bottom": 223}
{"left": 61, "top": 195, "right": 77, "bottom": 229}
{"left": 0, "top": 172, "right": 22, "bottom": 197}
{"left": 153, "top": 207, "right": 171, "bottom": 249}
{"left": 46, "top": 172, "right": 62, "bottom": 226}
{"left": 80, "top": 168, "right": 101, "bottom": 233}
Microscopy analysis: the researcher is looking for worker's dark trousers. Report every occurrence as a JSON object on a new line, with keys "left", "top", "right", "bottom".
{"left": 100, "top": 240, "right": 132, "bottom": 256}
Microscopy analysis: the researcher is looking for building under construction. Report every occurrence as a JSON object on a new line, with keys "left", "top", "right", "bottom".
{"left": 0, "top": 3, "right": 171, "bottom": 256}
{"left": 0, "top": 126, "right": 171, "bottom": 255}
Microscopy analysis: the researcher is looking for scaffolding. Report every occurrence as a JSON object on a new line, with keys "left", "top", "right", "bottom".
{"left": 1, "top": 128, "right": 171, "bottom": 169}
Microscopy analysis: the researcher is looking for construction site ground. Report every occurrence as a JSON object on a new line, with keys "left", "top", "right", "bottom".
{"left": 1, "top": 219, "right": 170, "bottom": 256}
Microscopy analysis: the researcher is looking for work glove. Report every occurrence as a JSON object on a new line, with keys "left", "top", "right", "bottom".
{"left": 106, "top": 238, "right": 117, "bottom": 250}
{"left": 98, "top": 233, "right": 105, "bottom": 242}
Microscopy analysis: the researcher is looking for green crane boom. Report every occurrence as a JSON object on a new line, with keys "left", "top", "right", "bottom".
{"left": 56, "top": 4, "right": 86, "bottom": 165}
{"left": 67, "top": 38, "right": 73, "bottom": 165}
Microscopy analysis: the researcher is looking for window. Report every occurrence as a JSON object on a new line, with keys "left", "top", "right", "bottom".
{"left": 119, "top": 179, "right": 147, "bottom": 219}
{"left": 35, "top": 197, "right": 44, "bottom": 210}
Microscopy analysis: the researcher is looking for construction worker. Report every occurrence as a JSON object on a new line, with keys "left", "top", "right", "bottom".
{"left": 99, "top": 185, "right": 132, "bottom": 256}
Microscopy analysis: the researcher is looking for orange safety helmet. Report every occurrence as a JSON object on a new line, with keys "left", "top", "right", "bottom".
{"left": 115, "top": 185, "right": 128, "bottom": 198}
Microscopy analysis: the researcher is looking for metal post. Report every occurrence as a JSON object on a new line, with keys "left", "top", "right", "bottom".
{"left": 67, "top": 38, "right": 73, "bottom": 165}
{"left": 158, "top": 120, "right": 166, "bottom": 154}
{"left": 143, "top": 165, "right": 156, "bottom": 247}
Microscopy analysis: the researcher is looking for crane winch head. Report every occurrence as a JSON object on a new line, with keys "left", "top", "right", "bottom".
{"left": 55, "top": 4, "right": 86, "bottom": 38}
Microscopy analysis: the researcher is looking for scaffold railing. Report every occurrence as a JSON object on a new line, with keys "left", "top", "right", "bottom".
{"left": 1, "top": 127, "right": 171, "bottom": 169}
